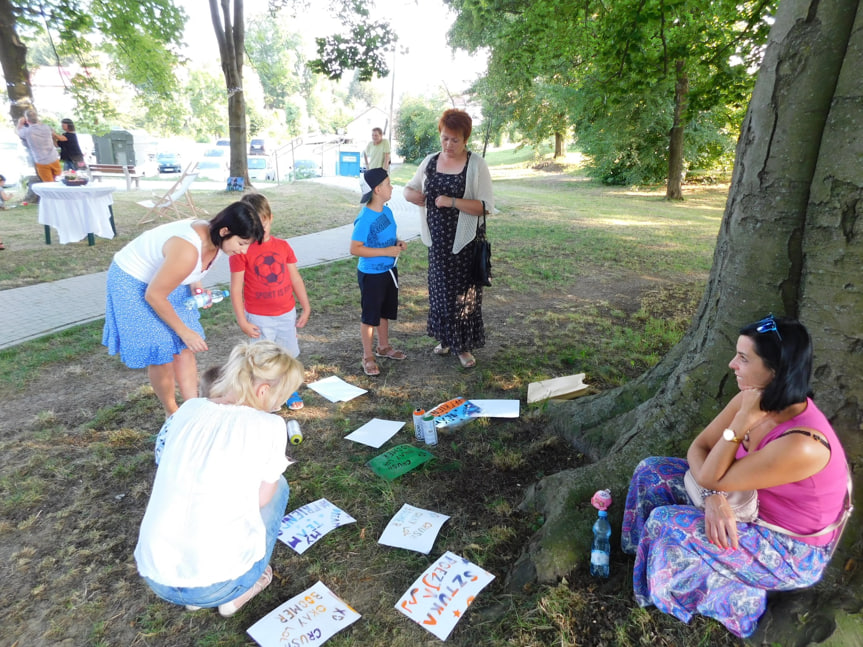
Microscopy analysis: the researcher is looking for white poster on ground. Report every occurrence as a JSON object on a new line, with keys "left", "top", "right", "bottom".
{"left": 247, "top": 581, "right": 361, "bottom": 647}
{"left": 395, "top": 551, "right": 495, "bottom": 640}
{"left": 307, "top": 375, "right": 367, "bottom": 402}
{"left": 345, "top": 418, "right": 405, "bottom": 448}
{"left": 378, "top": 503, "right": 450, "bottom": 554}
{"left": 277, "top": 499, "right": 357, "bottom": 554}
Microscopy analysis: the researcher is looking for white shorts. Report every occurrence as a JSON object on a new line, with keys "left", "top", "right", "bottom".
{"left": 246, "top": 309, "right": 300, "bottom": 358}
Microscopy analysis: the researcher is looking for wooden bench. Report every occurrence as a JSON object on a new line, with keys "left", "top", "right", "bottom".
{"left": 89, "top": 164, "right": 142, "bottom": 191}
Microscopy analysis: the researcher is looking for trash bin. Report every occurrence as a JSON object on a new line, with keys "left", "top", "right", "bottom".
{"left": 338, "top": 151, "right": 361, "bottom": 177}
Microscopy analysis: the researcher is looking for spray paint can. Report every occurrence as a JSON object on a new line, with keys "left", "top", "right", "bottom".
{"left": 422, "top": 414, "right": 438, "bottom": 446}
{"left": 286, "top": 419, "right": 303, "bottom": 445}
{"left": 412, "top": 408, "right": 426, "bottom": 441}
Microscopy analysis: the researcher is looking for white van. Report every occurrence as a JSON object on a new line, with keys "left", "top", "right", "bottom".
{"left": 247, "top": 155, "right": 275, "bottom": 181}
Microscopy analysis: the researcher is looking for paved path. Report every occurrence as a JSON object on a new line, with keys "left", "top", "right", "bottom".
{"left": 0, "top": 179, "right": 419, "bottom": 350}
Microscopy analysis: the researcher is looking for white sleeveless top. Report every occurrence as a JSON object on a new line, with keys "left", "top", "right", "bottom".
{"left": 114, "top": 219, "right": 216, "bottom": 285}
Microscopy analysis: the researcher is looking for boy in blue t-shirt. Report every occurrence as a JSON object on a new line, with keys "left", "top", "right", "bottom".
{"left": 350, "top": 168, "right": 407, "bottom": 376}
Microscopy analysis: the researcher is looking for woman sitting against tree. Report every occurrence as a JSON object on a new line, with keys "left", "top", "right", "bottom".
{"left": 135, "top": 340, "right": 302, "bottom": 617}
{"left": 621, "top": 315, "right": 850, "bottom": 638}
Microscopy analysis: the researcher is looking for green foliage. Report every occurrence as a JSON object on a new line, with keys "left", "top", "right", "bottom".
{"left": 185, "top": 70, "right": 227, "bottom": 141}
{"left": 10, "top": 0, "right": 186, "bottom": 125}
{"left": 299, "top": 0, "right": 396, "bottom": 81}
{"left": 394, "top": 96, "right": 447, "bottom": 163}
{"left": 449, "top": 0, "right": 777, "bottom": 185}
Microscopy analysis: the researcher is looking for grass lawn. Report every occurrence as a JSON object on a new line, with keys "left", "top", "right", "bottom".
{"left": 0, "top": 151, "right": 744, "bottom": 646}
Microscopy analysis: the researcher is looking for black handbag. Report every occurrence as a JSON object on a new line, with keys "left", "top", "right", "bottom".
{"left": 473, "top": 203, "right": 492, "bottom": 287}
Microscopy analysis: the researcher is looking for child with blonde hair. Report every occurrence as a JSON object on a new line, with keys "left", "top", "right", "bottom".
{"left": 136, "top": 340, "right": 302, "bottom": 617}
{"left": 230, "top": 193, "right": 310, "bottom": 409}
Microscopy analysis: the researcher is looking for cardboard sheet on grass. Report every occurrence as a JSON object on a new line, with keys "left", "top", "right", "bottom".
{"left": 367, "top": 444, "right": 434, "bottom": 480}
{"left": 527, "top": 373, "right": 590, "bottom": 404}
{"left": 247, "top": 581, "right": 360, "bottom": 647}
{"left": 278, "top": 499, "right": 356, "bottom": 554}
{"left": 395, "top": 551, "right": 495, "bottom": 640}
{"left": 378, "top": 503, "right": 450, "bottom": 554}
{"left": 345, "top": 418, "right": 405, "bottom": 448}
{"left": 307, "top": 375, "right": 367, "bottom": 402}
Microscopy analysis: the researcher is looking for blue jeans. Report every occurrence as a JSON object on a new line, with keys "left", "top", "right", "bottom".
{"left": 143, "top": 476, "right": 290, "bottom": 608}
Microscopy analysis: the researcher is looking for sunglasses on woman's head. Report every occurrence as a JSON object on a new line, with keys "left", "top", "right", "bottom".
{"left": 755, "top": 314, "right": 782, "bottom": 341}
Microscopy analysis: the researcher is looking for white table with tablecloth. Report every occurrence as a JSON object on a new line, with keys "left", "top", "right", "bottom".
{"left": 32, "top": 183, "right": 117, "bottom": 245}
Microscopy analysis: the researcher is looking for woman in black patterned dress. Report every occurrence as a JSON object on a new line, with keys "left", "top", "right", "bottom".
{"left": 404, "top": 109, "right": 495, "bottom": 368}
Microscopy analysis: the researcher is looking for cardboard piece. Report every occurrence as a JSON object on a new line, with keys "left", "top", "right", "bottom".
{"left": 378, "top": 503, "right": 450, "bottom": 554}
{"left": 366, "top": 444, "right": 434, "bottom": 480}
{"left": 527, "top": 373, "right": 590, "bottom": 404}
{"left": 277, "top": 499, "right": 357, "bottom": 554}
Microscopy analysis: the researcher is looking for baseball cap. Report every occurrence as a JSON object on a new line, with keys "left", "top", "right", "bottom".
{"left": 360, "top": 167, "right": 389, "bottom": 203}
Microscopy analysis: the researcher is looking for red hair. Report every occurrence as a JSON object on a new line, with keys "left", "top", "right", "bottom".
{"left": 438, "top": 109, "right": 472, "bottom": 140}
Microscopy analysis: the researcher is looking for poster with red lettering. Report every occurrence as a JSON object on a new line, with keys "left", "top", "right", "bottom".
{"left": 247, "top": 581, "right": 360, "bottom": 647}
{"left": 394, "top": 551, "right": 495, "bottom": 640}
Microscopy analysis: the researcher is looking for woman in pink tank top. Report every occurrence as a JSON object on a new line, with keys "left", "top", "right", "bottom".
{"left": 621, "top": 315, "right": 849, "bottom": 638}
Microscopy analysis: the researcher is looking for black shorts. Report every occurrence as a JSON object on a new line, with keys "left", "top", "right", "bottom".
{"left": 358, "top": 269, "right": 398, "bottom": 326}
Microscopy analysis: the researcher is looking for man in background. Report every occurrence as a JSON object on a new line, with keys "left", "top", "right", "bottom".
{"left": 16, "top": 108, "right": 64, "bottom": 182}
{"left": 363, "top": 127, "right": 390, "bottom": 171}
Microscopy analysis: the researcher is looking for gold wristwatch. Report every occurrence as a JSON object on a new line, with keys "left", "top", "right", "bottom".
{"left": 722, "top": 428, "right": 742, "bottom": 444}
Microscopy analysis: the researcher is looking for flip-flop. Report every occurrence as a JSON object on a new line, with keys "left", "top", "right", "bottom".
{"left": 285, "top": 391, "right": 304, "bottom": 410}
{"left": 375, "top": 346, "right": 407, "bottom": 360}
{"left": 362, "top": 356, "right": 380, "bottom": 376}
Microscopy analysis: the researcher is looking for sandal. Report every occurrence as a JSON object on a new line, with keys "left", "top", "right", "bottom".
{"left": 433, "top": 343, "right": 450, "bottom": 356}
{"left": 219, "top": 565, "right": 273, "bottom": 618}
{"left": 361, "top": 356, "right": 380, "bottom": 376}
{"left": 285, "top": 391, "right": 304, "bottom": 410}
{"left": 375, "top": 346, "right": 407, "bottom": 360}
{"left": 458, "top": 352, "right": 476, "bottom": 368}
{"left": 0, "top": 242, "right": 5, "bottom": 250}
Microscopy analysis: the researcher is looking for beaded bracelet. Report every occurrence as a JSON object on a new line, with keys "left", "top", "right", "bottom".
{"left": 699, "top": 486, "right": 728, "bottom": 499}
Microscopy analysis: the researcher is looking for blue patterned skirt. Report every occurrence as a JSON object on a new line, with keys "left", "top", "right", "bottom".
{"left": 102, "top": 261, "right": 204, "bottom": 369}
{"left": 621, "top": 456, "right": 831, "bottom": 638}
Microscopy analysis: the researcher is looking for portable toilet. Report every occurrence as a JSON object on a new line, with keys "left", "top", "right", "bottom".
{"left": 93, "top": 130, "right": 137, "bottom": 165}
{"left": 338, "top": 151, "right": 361, "bottom": 177}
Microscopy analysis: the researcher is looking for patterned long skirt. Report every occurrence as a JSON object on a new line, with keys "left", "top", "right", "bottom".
{"left": 621, "top": 456, "right": 831, "bottom": 638}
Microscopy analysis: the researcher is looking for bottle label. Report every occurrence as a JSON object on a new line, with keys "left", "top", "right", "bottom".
{"left": 590, "top": 550, "right": 610, "bottom": 567}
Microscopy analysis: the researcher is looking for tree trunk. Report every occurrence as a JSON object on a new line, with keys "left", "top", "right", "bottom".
{"left": 554, "top": 131, "right": 565, "bottom": 158}
{"left": 511, "top": 0, "right": 862, "bottom": 642}
{"left": 665, "top": 59, "right": 687, "bottom": 200}
{"left": 0, "top": 0, "right": 33, "bottom": 123}
{"left": 209, "top": 0, "right": 249, "bottom": 185}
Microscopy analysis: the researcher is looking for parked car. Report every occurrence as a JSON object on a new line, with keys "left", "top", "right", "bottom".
{"left": 247, "top": 155, "right": 275, "bottom": 181}
{"left": 215, "top": 138, "right": 230, "bottom": 147}
{"left": 197, "top": 158, "right": 229, "bottom": 182}
{"left": 0, "top": 139, "right": 32, "bottom": 190}
{"left": 249, "top": 137, "right": 269, "bottom": 155}
{"left": 157, "top": 152, "right": 182, "bottom": 173}
{"left": 292, "top": 159, "right": 322, "bottom": 179}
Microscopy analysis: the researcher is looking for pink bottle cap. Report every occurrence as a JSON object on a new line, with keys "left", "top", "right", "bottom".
{"left": 591, "top": 489, "right": 613, "bottom": 511}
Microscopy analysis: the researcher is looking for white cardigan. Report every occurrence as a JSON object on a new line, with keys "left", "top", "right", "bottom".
{"left": 406, "top": 151, "right": 495, "bottom": 254}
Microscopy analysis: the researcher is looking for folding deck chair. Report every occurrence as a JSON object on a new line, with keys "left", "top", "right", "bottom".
{"left": 137, "top": 161, "right": 202, "bottom": 224}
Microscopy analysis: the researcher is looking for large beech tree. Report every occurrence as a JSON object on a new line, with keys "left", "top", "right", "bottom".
{"left": 510, "top": 0, "right": 862, "bottom": 642}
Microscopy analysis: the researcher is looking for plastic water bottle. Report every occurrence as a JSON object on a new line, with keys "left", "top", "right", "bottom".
{"left": 590, "top": 509, "right": 612, "bottom": 578}
{"left": 184, "top": 289, "right": 229, "bottom": 310}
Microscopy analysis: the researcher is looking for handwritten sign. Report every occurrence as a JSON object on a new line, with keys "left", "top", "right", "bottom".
{"left": 427, "top": 397, "right": 466, "bottom": 417}
{"left": 378, "top": 504, "right": 450, "bottom": 554}
{"left": 366, "top": 444, "right": 434, "bottom": 481}
{"left": 395, "top": 551, "right": 495, "bottom": 640}
{"left": 433, "top": 401, "right": 482, "bottom": 429}
{"left": 247, "top": 581, "right": 360, "bottom": 647}
{"left": 278, "top": 499, "right": 357, "bottom": 554}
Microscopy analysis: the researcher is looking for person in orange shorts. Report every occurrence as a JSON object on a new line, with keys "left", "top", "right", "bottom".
{"left": 16, "top": 109, "right": 64, "bottom": 182}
